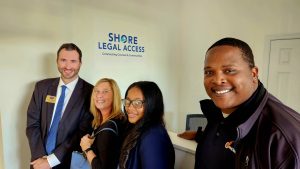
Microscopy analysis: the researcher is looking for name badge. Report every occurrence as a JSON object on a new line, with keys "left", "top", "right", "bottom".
{"left": 45, "top": 95, "right": 56, "bottom": 103}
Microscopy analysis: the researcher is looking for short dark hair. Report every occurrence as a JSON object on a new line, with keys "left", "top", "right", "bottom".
{"left": 206, "top": 37, "right": 255, "bottom": 68}
{"left": 124, "top": 81, "right": 165, "bottom": 130}
{"left": 57, "top": 43, "right": 82, "bottom": 62}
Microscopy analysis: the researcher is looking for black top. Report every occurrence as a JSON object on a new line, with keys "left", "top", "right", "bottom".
{"left": 91, "top": 117, "right": 126, "bottom": 169}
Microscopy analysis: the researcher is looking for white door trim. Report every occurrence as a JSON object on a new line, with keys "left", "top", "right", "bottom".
{"left": 262, "top": 33, "right": 300, "bottom": 88}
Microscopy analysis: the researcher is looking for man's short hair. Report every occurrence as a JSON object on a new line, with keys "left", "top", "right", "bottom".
{"left": 206, "top": 37, "right": 255, "bottom": 68}
{"left": 57, "top": 43, "right": 82, "bottom": 62}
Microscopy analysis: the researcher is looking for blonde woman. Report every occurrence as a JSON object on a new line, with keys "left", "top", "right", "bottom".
{"left": 80, "top": 78, "right": 126, "bottom": 169}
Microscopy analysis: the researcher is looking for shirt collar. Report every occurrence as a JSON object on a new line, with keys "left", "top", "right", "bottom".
{"left": 58, "top": 77, "right": 79, "bottom": 91}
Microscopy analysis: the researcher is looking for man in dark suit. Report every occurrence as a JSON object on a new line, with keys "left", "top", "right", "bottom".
{"left": 26, "top": 43, "right": 93, "bottom": 169}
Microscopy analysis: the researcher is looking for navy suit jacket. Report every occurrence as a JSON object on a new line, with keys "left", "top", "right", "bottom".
{"left": 26, "top": 77, "right": 93, "bottom": 168}
{"left": 126, "top": 124, "right": 175, "bottom": 169}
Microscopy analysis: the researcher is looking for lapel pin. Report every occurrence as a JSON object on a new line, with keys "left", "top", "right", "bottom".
{"left": 225, "top": 141, "right": 236, "bottom": 154}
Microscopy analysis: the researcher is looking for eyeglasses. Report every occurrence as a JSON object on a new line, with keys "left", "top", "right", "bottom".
{"left": 122, "top": 99, "right": 144, "bottom": 109}
{"left": 94, "top": 89, "right": 111, "bottom": 95}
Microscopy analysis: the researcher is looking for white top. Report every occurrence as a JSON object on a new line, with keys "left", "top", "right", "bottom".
{"left": 51, "top": 77, "right": 79, "bottom": 124}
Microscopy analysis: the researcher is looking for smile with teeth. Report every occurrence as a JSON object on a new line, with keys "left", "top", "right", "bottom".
{"left": 96, "top": 100, "right": 105, "bottom": 103}
{"left": 215, "top": 89, "right": 231, "bottom": 94}
{"left": 64, "top": 70, "right": 73, "bottom": 74}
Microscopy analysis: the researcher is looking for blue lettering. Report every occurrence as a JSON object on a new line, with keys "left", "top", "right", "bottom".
{"left": 98, "top": 42, "right": 109, "bottom": 50}
{"left": 127, "top": 45, "right": 132, "bottom": 51}
{"left": 134, "top": 37, "right": 138, "bottom": 45}
{"left": 108, "top": 33, "right": 113, "bottom": 42}
{"left": 132, "top": 45, "right": 136, "bottom": 52}
{"left": 121, "top": 35, "right": 127, "bottom": 43}
{"left": 98, "top": 42, "right": 102, "bottom": 49}
{"left": 123, "top": 45, "right": 128, "bottom": 51}
{"left": 113, "top": 44, "right": 119, "bottom": 50}
{"left": 128, "top": 36, "right": 132, "bottom": 43}
{"left": 107, "top": 43, "right": 112, "bottom": 50}
{"left": 102, "top": 43, "right": 107, "bottom": 49}
{"left": 114, "top": 34, "right": 120, "bottom": 42}
{"left": 108, "top": 33, "right": 139, "bottom": 44}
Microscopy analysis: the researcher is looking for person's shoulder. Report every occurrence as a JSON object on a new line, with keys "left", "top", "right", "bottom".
{"left": 78, "top": 78, "right": 93, "bottom": 88}
{"left": 101, "top": 119, "right": 116, "bottom": 128}
{"left": 142, "top": 124, "right": 168, "bottom": 139}
{"left": 139, "top": 124, "right": 172, "bottom": 148}
{"left": 199, "top": 99, "right": 218, "bottom": 118}
{"left": 94, "top": 120, "right": 118, "bottom": 137}
{"left": 262, "top": 93, "right": 300, "bottom": 142}
{"left": 109, "top": 116, "right": 128, "bottom": 129}
{"left": 76, "top": 78, "right": 93, "bottom": 96}
{"left": 101, "top": 117, "right": 125, "bottom": 131}
{"left": 114, "top": 115, "right": 128, "bottom": 127}
{"left": 265, "top": 93, "right": 300, "bottom": 123}
{"left": 35, "top": 77, "right": 58, "bottom": 87}
{"left": 37, "top": 77, "right": 57, "bottom": 83}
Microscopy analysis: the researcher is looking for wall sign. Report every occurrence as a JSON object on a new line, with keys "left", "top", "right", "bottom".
{"left": 98, "top": 32, "right": 145, "bottom": 57}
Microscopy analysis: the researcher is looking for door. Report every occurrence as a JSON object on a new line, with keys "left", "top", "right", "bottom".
{"left": 267, "top": 38, "right": 300, "bottom": 113}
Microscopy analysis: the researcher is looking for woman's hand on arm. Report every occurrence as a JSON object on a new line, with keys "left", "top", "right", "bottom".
{"left": 80, "top": 134, "right": 96, "bottom": 164}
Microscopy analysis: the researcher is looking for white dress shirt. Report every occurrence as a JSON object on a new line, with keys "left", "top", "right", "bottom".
{"left": 47, "top": 77, "right": 79, "bottom": 167}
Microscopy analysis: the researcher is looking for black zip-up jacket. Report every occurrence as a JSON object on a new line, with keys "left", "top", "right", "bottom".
{"left": 195, "top": 83, "right": 300, "bottom": 169}
{"left": 234, "top": 91, "right": 300, "bottom": 169}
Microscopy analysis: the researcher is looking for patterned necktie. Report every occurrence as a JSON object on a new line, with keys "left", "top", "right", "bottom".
{"left": 46, "top": 85, "right": 67, "bottom": 154}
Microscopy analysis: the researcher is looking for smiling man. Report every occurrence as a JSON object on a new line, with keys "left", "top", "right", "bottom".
{"left": 26, "top": 43, "right": 93, "bottom": 169}
{"left": 194, "top": 38, "right": 300, "bottom": 169}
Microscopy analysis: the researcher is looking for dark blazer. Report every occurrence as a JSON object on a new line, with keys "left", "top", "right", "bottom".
{"left": 26, "top": 77, "right": 93, "bottom": 169}
{"left": 126, "top": 124, "right": 175, "bottom": 169}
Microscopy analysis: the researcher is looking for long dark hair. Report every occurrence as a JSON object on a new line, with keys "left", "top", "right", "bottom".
{"left": 119, "top": 81, "right": 165, "bottom": 168}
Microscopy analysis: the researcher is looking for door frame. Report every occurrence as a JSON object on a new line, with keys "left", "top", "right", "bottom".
{"left": 262, "top": 33, "right": 300, "bottom": 89}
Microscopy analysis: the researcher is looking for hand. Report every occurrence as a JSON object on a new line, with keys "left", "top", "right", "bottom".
{"left": 80, "top": 134, "right": 95, "bottom": 151}
{"left": 177, "top": 131, "right": 197, "bottom": 140}
{"left": 30, "top": 157, "right": 51, "bottom": 169}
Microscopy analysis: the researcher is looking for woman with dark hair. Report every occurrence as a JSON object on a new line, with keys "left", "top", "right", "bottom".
{"left": 119, "top": 81, "right": 175, "bottom": 169}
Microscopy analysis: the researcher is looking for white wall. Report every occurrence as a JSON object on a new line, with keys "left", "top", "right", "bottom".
{"left": 0, "top": 113, "right": 3, "bottom": 169}
{"left": 0, "top": 0, "right": 180, "bottom": 168}
{"left": 0, "top": 0, "right": 300, "bottom": 168}
{"left": 176, "top": 0, "right": 300, "bottom": 131}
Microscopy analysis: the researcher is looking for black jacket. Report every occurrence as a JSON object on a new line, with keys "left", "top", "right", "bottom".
{"left": 234, "top": 92, "right": 300, "bottom": 169}
{"left": 195, "top": 83, "right": 300, "bottom": 169}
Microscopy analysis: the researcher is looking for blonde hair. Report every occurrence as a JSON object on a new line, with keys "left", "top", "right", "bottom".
{"left": 90, "top": 78, "right": 123, "bottom": 128}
